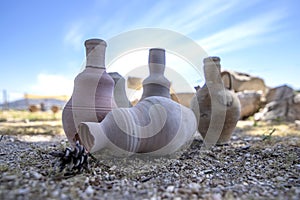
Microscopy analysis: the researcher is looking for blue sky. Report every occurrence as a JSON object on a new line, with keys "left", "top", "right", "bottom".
{"left": 0, "top": 0, "right": 299, "bottom": 103}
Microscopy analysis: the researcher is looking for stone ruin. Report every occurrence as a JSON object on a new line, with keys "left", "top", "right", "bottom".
{"left": 254, "top": 85, "right": 300, "bottom": 122}
{"left": 221, "top": 71, "right": 300, "bottom": 123}
{"left": 221, "top": 70, "right": 267, "bottom": 119}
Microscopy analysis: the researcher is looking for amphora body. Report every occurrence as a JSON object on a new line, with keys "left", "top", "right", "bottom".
{"left": 191, "top": 57, "right": 241, "bottom": 145}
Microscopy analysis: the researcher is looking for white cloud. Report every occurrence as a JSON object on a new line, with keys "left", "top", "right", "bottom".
{"left": 9, "top": 92, "right": 24, "bottom": 101}
{"left": 0, "top": 91, "right": 24, "bottom": 104}
{"left": 30, "top": 73, "right": 74, "bottom": 96}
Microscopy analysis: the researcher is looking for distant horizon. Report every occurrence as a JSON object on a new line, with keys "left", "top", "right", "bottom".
{"left": 1, "top": 74, "right": 299, "bottom": 104}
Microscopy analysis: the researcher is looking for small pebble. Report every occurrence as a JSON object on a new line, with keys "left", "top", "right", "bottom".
{"left": 212, "top": 193, "right": 222, "bottom": 200}
{"left": 2, "top": 175, "right": 17, "bottom": 181}
{"left": 276, "top": 176, "right": 285, "bottom": 182}
{"left": 173, "top": 197, "right": 182, "bottom": 200}
{"left": 166, "top": 185, "right": 175, "bottom": 192}
{"left": 18, "top": 188, "right": 30, "bottom": 195}
{"left": 177, "top": 188, "right": 191, "bottom": 194}
{"left": 85, "top": 185, "right": 94, "bottom": 196}
{"left": 189, "top": 182, "right": 200, "bottom": 193}
{"left": 109, "top": 165, "right": 117, "bottom": 171}
{"left": 31, "top": 171, "right": 42, "bottom": 179}
{"left": 51, "top": 190, "right": 60, "bottom": 198}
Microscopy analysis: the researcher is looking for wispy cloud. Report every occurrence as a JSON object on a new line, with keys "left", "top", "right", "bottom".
{"left": 117, "top": 0, "right": 288, "bottom": 55}
{"left": 156, "top": 0, "right": 239, "bottom": 35}
{"left": 130, "top": 0, "right": 254, "bottom": 36}
{"left": 64, "top": 22, "right": 85, "bottom": 51}
{"left": 62, "top": 0, "right": 289, "bottom": 59}
{"left": 197, "top": 9, "right": 288, "bottom": 54}
{"left": 62, "top": 0, "right": 256, "bottom": 47}
{"left": 82, "top": 0, "right": 243, "bottom": 39}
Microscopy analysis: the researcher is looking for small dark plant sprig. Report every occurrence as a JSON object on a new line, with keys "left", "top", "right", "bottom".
{"left": 50, "top": 141, "right": 96, "bottom": 177}
{"left": 262, "top": 128, "right": 276, "bottom": 141}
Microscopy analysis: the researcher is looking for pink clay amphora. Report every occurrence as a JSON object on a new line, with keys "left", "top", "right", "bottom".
{"left": 62, "top": 39, "right": 116, "bottom": 146}
{"left": 141, "top": 48, "right": 171, "bottom": 100}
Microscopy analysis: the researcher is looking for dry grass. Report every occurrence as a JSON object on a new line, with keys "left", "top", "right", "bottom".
{"left": 0, "top": 110, "right": 61, "bottom": 122}
{"left": 237, "top": 120, "right": 300, "bottom": 137}
{"left": 0, "top": 110, "right": 64, "bottom": 140}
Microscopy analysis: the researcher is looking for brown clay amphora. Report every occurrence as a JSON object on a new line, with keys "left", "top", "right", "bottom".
{"left": 62, "top": 39, "right": 116, "bottom": 146}
{"left": 190, "top": 56, "right": 241, "bottom": 145}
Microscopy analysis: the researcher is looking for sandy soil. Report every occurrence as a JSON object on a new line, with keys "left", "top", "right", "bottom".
{"left": 0, "top": 120, "right": 299, "bottom": 199}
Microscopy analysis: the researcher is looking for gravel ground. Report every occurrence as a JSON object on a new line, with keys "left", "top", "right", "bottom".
{"left": 0, "top": 121, "right": 300, "bottom": 200}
